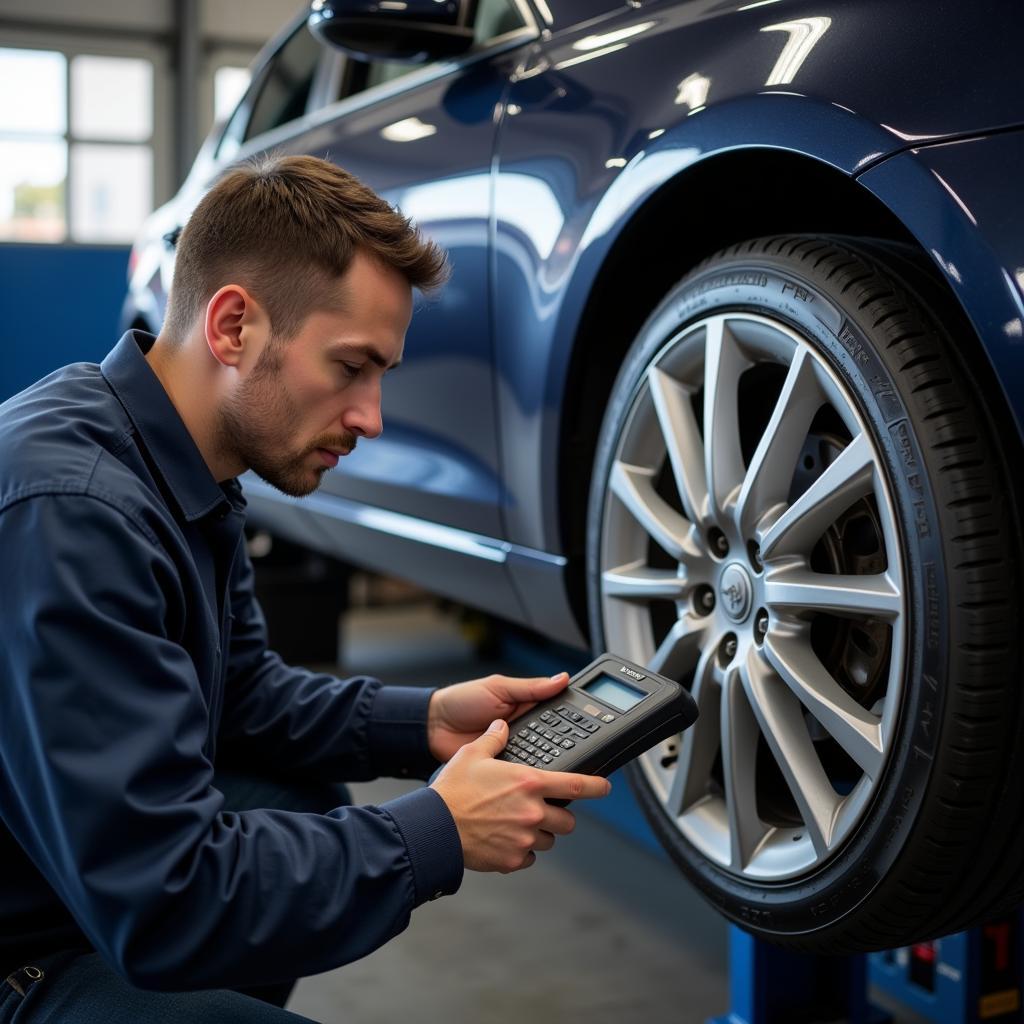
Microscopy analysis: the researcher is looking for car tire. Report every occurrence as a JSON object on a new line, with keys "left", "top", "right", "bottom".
{"left": 585, "top": 235, "right": 1022, "bottom": 952}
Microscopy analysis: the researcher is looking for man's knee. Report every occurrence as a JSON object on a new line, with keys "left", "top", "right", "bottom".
{"left": 3, "top": 952, "right": 316, "bottom": 1024}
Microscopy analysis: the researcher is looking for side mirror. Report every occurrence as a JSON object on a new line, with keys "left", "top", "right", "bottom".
{"left": 308, "top": 0, "right": 475, "bottom": 63}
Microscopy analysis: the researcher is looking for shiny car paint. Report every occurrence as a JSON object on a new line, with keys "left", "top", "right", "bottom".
{"left": 123, "top": 0, "right": 1024, "bottom": 649}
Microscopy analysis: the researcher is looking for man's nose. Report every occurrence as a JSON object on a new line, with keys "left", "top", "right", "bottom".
{"left": 342, "top": 391, "right": 383, "bottom": 440}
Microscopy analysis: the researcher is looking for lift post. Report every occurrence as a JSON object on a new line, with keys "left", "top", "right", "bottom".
{"left": 711, "top": 910, "right": 1024, "bottom": 1024}
{"left": 869, "top": 909, "right": 1023, "bottom": 1024}
{"left": 708, "top": 926, "right": 889, "bottom": 1024}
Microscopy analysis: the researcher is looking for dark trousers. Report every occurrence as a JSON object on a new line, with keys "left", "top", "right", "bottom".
{"left": 0, "top": 771, "right": 352, "bottom": 1024}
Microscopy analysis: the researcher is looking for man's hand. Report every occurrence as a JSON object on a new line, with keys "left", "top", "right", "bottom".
{"left": 427, "top": 671, "right": 571, "bottom": 763}
{"left": 430, "top": 719, "right": 611, "bottom": 873}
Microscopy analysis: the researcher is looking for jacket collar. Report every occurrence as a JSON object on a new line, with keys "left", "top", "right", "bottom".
{"left": 100, "top": 330, "right": 242, "bottom": 522}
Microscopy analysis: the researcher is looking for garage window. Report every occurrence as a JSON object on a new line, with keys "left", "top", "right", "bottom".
{"left": 0, "top": 47, "right": 67, "bottom": 242}
{"left": 0, "top": 46, "right": 155, "bottom": 245}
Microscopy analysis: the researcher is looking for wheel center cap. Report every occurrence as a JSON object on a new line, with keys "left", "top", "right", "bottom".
{"left": 720, "top": 563, "right": 753, "bottom": 622}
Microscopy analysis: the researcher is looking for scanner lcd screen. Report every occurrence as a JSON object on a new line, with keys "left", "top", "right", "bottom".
{"left": 582, "top": 674, "right": 646, "bottom": 713}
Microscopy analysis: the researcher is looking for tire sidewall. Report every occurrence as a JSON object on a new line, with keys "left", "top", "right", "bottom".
{"left": 585, "top": 252, "right": 949, "bottom": 940}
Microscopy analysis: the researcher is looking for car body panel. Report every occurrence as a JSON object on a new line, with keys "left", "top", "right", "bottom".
{"left": 492, "top": 0, "right": 1024, "bottom": 555}
{"left": 281, "top": 58, "right": 513, "bottom": 539}
{"left": 123, "top": 0, "right": 1024, "bottom": 649}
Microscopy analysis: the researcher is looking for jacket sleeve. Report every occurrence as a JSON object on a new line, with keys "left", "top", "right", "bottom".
{"left": 217, "top": 538, "right": 442, "bottom": 782}
{"left": 0, "top": 493, "right": 463, "bottom": 991}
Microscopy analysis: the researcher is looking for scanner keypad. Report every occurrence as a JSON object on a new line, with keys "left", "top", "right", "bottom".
{"left": 499, "top": 704, "right": 604, "bottom": 766}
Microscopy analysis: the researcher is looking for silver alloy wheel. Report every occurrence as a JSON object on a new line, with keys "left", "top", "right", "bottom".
{"left": 599, "top": 312, "right": 905, "bottom": 881}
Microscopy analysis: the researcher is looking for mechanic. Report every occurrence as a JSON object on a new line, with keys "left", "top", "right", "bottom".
{"left": 0, "top": 153, "right": 611, "bottom": 1022}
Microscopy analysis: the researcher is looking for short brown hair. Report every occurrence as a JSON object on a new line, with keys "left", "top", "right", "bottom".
{"left": 162, "top": 153, "right": 450, "bottom": 341}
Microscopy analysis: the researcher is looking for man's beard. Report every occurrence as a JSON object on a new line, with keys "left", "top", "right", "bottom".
{"left": 217, "top": 345, "right": 356, "bottom": 497}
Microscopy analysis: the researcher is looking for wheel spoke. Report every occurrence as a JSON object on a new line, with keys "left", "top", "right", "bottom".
{"left": 764, "top": 568, "right": 901, "bottom": 621}
{"left": 609, "top": 462, "right": 697, "bottom": 563}
{"left": 648, "top": 613, "right": 707, "bottom": 680}
{"left": 734, "top": 347, "right": 824, "bottom": 535}
{"left": 721, "top": 666, "right": 767, "bottom": 871}
{"left": 740, "top": 650, "right": 840, "bottom": 857}
{"left": 759, "top": 433, "right": 875, "bottom": 560}
{"left": 703, "top": 317, "right": 750, "bottom": 522}
{"left": 666, "top": 643, "right": 722, "bottom": 816}
{"left": 602, "top": 561, "right": 688, "bottom": 602}
{"left": 648, "top": 366, "right": 709, "bottom": 527}
{"left": 602, "top": 310, "right": 906, "bottom": 881}
{"left": 762, "top": 633, "right": 884, "bottom": 779}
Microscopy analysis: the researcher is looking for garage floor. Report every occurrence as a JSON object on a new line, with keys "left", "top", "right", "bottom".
{"left": 282, "top": 603, "right": 729, "bottom": 1023}
{"left": 283, "top": 601, "right": 928, "bottom": 1024}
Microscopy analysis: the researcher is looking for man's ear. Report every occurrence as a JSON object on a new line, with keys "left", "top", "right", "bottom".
{"left": 204, "top": 285, "right": 269, "bottom": 369}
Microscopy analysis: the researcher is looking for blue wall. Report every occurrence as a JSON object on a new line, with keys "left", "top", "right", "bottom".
{"left": 0, "top": 244, "right": 130, "bottom": 402}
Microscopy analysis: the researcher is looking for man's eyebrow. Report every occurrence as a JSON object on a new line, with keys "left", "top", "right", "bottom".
{"left": 327, "top": 343, "right": 402, "bottom": 370}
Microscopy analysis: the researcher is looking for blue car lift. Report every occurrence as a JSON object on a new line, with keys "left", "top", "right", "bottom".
{"left": 710, "top": 909, "right": 1024, "bottom": 1024}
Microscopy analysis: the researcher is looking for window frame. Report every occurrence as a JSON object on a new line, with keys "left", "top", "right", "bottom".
{"left": 211, "top": 0, "right": 539, "bottom": 177}
{"left": 203, "top": 47, "right": 260, "bottom": 137}
{"left": 0, "top": 27, "right": 171, "bottom": 250}
{"left": 214, "top": 16, "right": 341, "bottom": 164}
{"left": 242, "top": 23, "right": 325, "bottom": 146}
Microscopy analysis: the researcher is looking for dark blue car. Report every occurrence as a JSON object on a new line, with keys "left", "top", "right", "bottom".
{"left": 123, "top": 0, "right": 1024, "bottom": 953}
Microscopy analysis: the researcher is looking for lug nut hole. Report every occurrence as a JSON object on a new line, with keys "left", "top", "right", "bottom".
{"left": 695, "top": 585, "right": 715, "bottom": 615}
{"left": 747, "top": 540, "right": 763, "bottom": 573}
{"left": 754, "top": 608, "right": 769, "bottom": 645}
{"left": 718, "top": 633, "right": 738, "bottom": 667}
{"left": 708, "top": 527, "right": 729, "bottom": 558}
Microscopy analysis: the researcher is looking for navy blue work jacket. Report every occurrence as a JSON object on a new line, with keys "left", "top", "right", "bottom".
{"left": 0, "top": 331, "right": 463, "bottom": 990}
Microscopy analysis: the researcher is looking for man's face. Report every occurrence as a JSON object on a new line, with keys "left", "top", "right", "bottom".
{"left": 218, "top": 251, "right": 412, "bottom": 497}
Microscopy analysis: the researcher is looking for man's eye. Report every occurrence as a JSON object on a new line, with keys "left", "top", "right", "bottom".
{"left": 340, "top": 362, "right": 362, "bottom": 379}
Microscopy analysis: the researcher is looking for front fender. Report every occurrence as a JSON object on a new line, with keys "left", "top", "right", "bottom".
{"left": 857, "top": 129, "right": 1024, "bottom": 440}
{"left": 494, "top": 91, "right": 914, "bottom": 555}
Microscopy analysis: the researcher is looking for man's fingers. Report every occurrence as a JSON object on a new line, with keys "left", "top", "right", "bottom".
{"left": 540, "top": 805, "right": 576, "bottom": 836}
{"left": 469, "top": 718, "right": 508, "bottom": 758}
{"left": 540, "top": 771, "right": 612, "bottom": 802}
{"left": 532, "top": 830, "right": 556, "bottom": 853}
{"left": 492, "top": 672, "right": 570, "bottom": 704}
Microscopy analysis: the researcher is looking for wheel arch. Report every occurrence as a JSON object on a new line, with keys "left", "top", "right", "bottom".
{"left": 554, "top": 145, "right": 1018, "bottom": 640}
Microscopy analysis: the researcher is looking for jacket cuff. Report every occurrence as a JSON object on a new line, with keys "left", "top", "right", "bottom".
{"left": 382, "top": 786, "right": 464, "bottom": 906}
{"left": 368, "top": 685, "right": 441, "bottom": 781}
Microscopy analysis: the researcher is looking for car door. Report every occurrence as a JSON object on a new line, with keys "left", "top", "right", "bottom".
{"left": 272, "top": 0, "right": 537, "bottom": 540}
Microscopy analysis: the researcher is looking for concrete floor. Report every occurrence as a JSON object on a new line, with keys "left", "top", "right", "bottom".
{"left": 281, "top": 602, "right": 932, "bottom": 1024}
{"left": 285, "top": 605, "right": 730, "bottom": 1023}
{"left": 291, "top": 776, "right": 730, "bottom": 1024}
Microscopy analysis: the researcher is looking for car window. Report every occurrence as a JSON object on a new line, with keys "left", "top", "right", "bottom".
{"left": 357, "top": 0, "right": 528, "bottom": 96}
{"left": 474, "top": 0, "right": 528, "bottom": 42}
{"left": 244, "top": 25, "right": 322, "bottom": 142}
{"left": 216, "top": 24, "right": 325, "bottom": 162}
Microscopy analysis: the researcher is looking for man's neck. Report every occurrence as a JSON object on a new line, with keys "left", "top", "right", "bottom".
{"left": 146, "top": 335, "right": 243, "bottom": 483}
